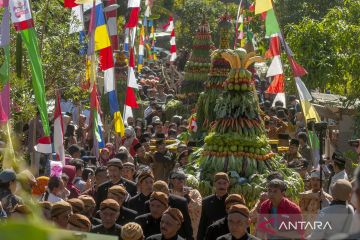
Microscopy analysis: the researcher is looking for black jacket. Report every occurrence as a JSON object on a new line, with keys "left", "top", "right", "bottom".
{"left": 144, "top": 194, "right": 194, "bottom": 240}
{"left": 90, "top": 217, "right": 102, "bottom": 226}
{"left": 135, "top": 213, "right": 161, "bottom": 238}
{"left": 146, "top": 233, "right": 185, "bottom": 240}
{"left": 91, "top": 223, "right": 122, "bottom": 236}
{"left": 128, "top": 192, "right": 151, "bottom": 216}
{"left": 116, "top": 206, "right": 138, "bottom": 226}
{"left": 197, "top": 194, "right": 228, "bottom": 240}
{"left": 205, "top": 217, "right": 228, "bottom": 240}
{"left": 95, "top": 178, "right": 137, "bottom": 209}
{"left": 216, "top": 233, "right": 260, "bottom": 240}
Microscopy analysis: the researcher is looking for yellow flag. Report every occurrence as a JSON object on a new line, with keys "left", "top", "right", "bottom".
{"left": 114, "top": 111, "right": 125, "bottom": 136}
{"left": 300, "top": 100, "right": 321, "bottom": 123}
{"left": 255, "top": 0, "right": 273, "bottom": 14}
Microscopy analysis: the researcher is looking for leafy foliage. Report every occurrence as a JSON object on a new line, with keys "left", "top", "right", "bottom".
{"left": 1, "top": 1, "right": 88, "bottom": 128}
{"left": 285, "top": 0, "right": 360, "bottom": 99}
{"left": 275, "top": 0, "right": 344, "bottom": 26}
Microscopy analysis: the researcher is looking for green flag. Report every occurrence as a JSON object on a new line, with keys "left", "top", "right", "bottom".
{"left": 265, "top": 9, "right": 281, "bottom": 37}
{"left": 21, "top": 28, "right": 50, "bottom": 136}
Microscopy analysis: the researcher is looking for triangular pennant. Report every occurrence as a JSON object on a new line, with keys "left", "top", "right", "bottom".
{"left": 266, "top": 55, "right": 283, "bottom": 77}
{"left": 265, "top": 9, "right": 280, "bottom": 37}
{"left": 255, "top": 0, "right": 272, "bottom": 15}
{"left": 125, "top": 87, "right": 138, "bottom": 108}
{"left": 126, "top": 7, "right": 140, "bottom": 28}
{"left": 288, "top": 56, "right": 307, "bottom": 77}
{"left": 271, "top": 92, "right": 286, "bottom": 107}
{"left": 266, "top": 74, "right": 285, "bottom": 93}
{"left": 128, "top": 67, "right": 138, "bottom": 89}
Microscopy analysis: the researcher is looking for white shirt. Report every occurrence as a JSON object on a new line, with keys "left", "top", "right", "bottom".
{"left": 310, "top": 203, "right": 354, "bottom": 240}
{"left": 144, "top": 106, "right": 153, "bottom": 119}
{"left": 329, "top": 170, "right": 348, "bottom": 195}
{"left": 41, "top": 192, "right": 64, "bottom": 203}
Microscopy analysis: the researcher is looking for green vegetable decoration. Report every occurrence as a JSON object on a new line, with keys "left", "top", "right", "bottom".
{"left": 181, "top": 18, "right": 213, "bottom": 103}
{"left": 196, "top": 14, "right": 232, "bottom": 131}
{"left": 198, "top": 48, "right": 304, "bottom": 207}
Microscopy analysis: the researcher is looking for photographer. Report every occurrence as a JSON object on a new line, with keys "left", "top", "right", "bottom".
{"left": 328, "top": 152, "right": 348, "bottom": 195}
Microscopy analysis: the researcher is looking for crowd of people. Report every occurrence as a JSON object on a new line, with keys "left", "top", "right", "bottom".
{"left": 1, "top": 70, "right": 360, "bottom": 240}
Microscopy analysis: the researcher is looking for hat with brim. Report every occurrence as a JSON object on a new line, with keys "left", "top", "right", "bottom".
{"left": 100, "top": 199, "right": 120, "bottom": 212}
{"left": 150, "top": 191, "right": 168, "bottom": 207}
{"left": 0, "top": 169, "right": 16, "bottom": 183}
{"left": 107, "top": 158, "right": 123, "bottom": 169}
{"left": 228, "top": 204, "right": 250, "bottom": 218}
{"left": 68, "top": 214, "right": 91, "bottom": 230}
{"left": 163, "top": 208, "right": 183, "bottom": 224}
{"left": 214, "top": 172, "right": 229, "bottom": 183}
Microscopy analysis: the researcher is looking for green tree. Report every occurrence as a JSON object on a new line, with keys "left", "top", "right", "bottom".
{"left": 275, "top": 0, "right": 344, "bottom": 27}
{"left": 285, "top": 0, "right": 360, "bottom": 101}
{"left": 1, "top": 1, "right": 88, "bottom": 129}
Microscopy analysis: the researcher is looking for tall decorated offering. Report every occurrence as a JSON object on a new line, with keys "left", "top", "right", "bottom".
{"left": 181, "top": 18, "right": 213, "bottom": 102}
{"left": 197, "top": 14, "right": 232, "bottom": 130}
{"left": 198, "top": 48, "right": 304, "bottom": 207}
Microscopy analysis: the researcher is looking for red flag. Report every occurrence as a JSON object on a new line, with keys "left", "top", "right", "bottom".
{"left": 126, "top": 7, "right": 140, "bottom": 28}
{"left": 99, "top": 47, "right": 114, "bottom": 71}
{"left": 125, "top": 87, "right": 138, "bottom": 108}
{"left": 266, "top": 74, "right": 285, "bottom": 93}
{"left": 129, "top": 48, "right": 135, "bottom": 68}
{"left": 288, "top": 56, "right": 307, "bottom": 77}
{"left": 269, "top": 35, "right": 280, "bottom": 56}
{"left": 64, "top": 0, "right": 78, "bottom": 8}
{"left": 90, "top": 85, "right": 99, "bottom": 110}
{"left": 162, "top": 16, "right": 173, "bottom": 30}
{"left": 34, "top": 136, "right": 52, "bottom": 154}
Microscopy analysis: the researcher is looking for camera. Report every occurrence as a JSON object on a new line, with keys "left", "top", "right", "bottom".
{"left": 348, "top": 140, "right": 360, "bottom": 148}
{"left": 314, "top": 122, "right": 328, "bottom": 132}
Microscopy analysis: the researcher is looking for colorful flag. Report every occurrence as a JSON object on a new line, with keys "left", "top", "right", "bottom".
{"left": 0, "top": 83, "right": 10, "bottom": 124}
{"left": 189, "top": 116, "right": 198, "bottom": 133}
{"left": 138, "top": 24, "right": 145, "bottom": 72}
{"left": 90, "top": 85, "right": 104, "bottom": 148}
{"left": 0, "top": 4, "right": 10, "bottom": 47}
{"left": 271, "top": 92, "right": 286, "bottom": 107}
{"left": 144, "top": 0, "right": 153, "bottom": 17}
{"left": 69, "top": 5, "right": 84, "bottom": 34}
{"left": 94, "top": 3, "right": 110, "bottom": 51}
{"left": 266, "top": 34, "right": 283, "bottom": 77}
{"left": 234, "top": 0, "right": 244, "bottom": 48}
{"left": 64, "top": 0, "right": 78, "bottom": 8}
{"left": 104, "top": 0, "right": 118, "bottom": 50}
{"left": 0, "top": 6, "right": 10, "bottom": 124}
{"left": 266, "top": 55, "right": 283, "bottom": 77}
{"left": 54, "top": 94, "right": 65, "bottom": 165}
{"left": 9, "top": 0, "right": 51, "bottom": 152}
{"left": 166, "top": 16, "right": 177, "bottom": 62}
{"left": 266, "top": 74, "right": 285, "bottom": 94}
{"left": 34, "top": 136, "right": 52, "bottom": 154}
{"left": 255, "top": 0, "right": 272, "bottom": 15}
{"left": 124, "top": 1, "right": 140, "bottom": 117}
{"left": 265, "top": 9, "right": 280, "bottom": 37}
{"left": 288, "top": 56, "right": 307, "bottom": 77}
{"left": 295, "top": 77, "right": 320, "bottom": 123}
